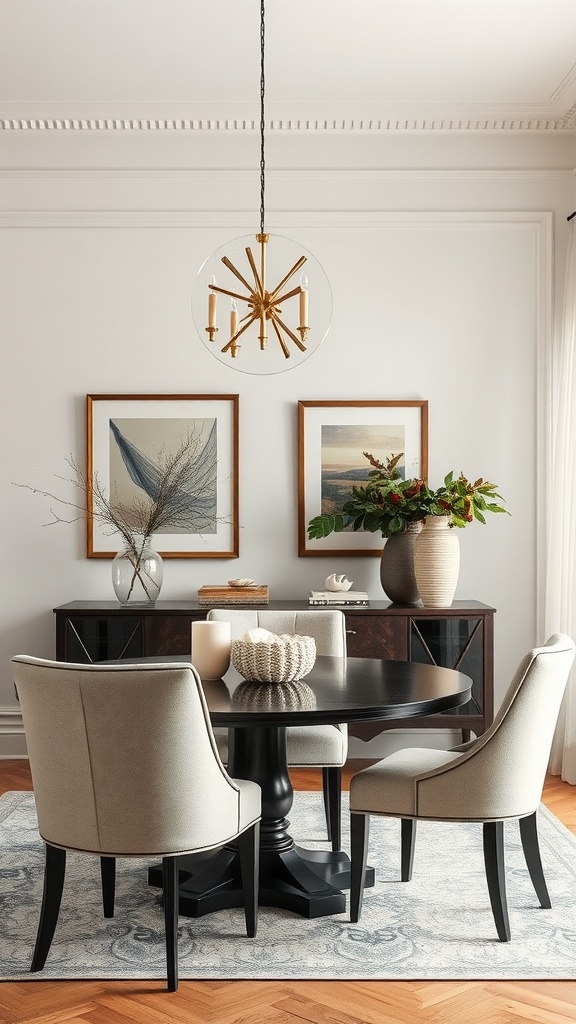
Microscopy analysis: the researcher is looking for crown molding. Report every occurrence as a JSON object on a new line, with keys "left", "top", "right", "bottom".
{"left": 1, "top": 99, "right": 576, "bottom": 134}
{"left": 2, "top": 93, "right": 576, "bottom": 132}
{"left": 561, "top": 102, "right": 576, "bottom": 130}
{"left": 2, "top": 116, "right": 575, "bottom": 133}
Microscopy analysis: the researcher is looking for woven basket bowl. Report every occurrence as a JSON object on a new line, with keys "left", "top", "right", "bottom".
{"left": 230, "top": 634, "right": 317, "bottom": 683}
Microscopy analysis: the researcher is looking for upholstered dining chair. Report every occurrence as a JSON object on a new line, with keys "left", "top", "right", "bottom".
{"left": 11, "top": 655, "right": 262, "bottom": 992}
{"left": 206, "top": 607, "right": 347, "bottom": 851}
{"left": 348, "top": 632, "right": 575, "bottom": 940}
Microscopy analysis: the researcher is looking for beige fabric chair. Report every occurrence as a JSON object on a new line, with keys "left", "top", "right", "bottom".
{"left": 206, "top": 608, "right": 347, "bottom": 851}
{"left": 11, "top": 655, "right": 261, "bottom": 992}
{"left": 349, "top": 633, "right": 576, "bottom": 940}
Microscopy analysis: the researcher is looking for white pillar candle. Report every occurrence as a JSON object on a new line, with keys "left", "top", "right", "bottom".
{"left": 230, "top": 297, "right": 238, "bottom": 338}
{"left": 191, "top": 620, "right": 231, "bottom": 680}
{"left": 208, "top": 275, "right": 217, "bottom": 328}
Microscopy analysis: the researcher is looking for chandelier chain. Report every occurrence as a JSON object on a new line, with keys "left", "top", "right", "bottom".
{"left": 259, "top": 0, "right": 266, "bottom": 235}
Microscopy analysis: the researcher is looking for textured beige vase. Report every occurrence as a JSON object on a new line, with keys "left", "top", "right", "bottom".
{"left": 413, "top": 516, "right": 460, "bottom": 608}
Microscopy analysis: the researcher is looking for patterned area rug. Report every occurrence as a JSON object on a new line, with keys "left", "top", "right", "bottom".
{"left": 2, "top": 789, "right": 576, "bottom": 980}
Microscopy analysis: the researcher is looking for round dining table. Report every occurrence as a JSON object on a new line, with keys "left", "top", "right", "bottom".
{"left": 144, "top": 653, "right": 473, "bottom": 920}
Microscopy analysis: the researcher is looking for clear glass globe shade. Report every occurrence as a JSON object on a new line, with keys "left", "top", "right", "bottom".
{"left": 192, "top": 233, "right": 332, "bottom": 375}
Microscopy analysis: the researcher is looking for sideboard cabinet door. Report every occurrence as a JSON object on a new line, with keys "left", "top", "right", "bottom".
{"left": 60, "top": 615, "right": 144, "bottom": 663}
{"left": 144, "top": 614, "right": 205, "bottom": 657}
{"left": 409, "top": 615, "right": 492, "bottom": 735}
{"left": 343, "top": 612, "right": 407, "bottom": 659}
{"left": 345, "top": 604, "right": 494, "bottom": 743}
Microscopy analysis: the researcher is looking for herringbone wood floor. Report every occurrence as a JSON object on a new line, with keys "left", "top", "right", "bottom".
{"left": 1, "top": 760, "right": 576, "bottom": 1024}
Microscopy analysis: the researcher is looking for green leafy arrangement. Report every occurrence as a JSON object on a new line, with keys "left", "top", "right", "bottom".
{"left": 308, "top": 452, "right": 509, "bottom": 541}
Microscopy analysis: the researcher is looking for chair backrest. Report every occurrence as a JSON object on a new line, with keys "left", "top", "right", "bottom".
{"left": 206, "top": 607, "right": 347, "bottom": 657}
{"left": 416, "top": 633, "right": 576, "bottom": 820}
{"left": 11, "top": 655, "right": 245, "bottom": 857}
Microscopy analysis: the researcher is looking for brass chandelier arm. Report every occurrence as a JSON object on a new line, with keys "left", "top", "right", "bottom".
{"left": 270, "top": 318, "right": 291, "bottom": 359}
{"left": 272, "top": 284, "right": 303, "bottom": 305}
{"left": 210, "top": 284, "right": 252, "bottom": 303}
{"left": 271, "top": 312, "right": 308, "bottom": 352}
{"left": 269, "top": 255, "right": 308, "bottom": 300}
{"left": 245, "top": 247, "right": 264, "bottom": 296}
{"left": 220, "top": 256, "right": 255, "bottom": 295}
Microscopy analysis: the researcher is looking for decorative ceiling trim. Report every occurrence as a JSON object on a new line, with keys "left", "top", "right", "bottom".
{"left": 561, "top": 102, "right": 576, "bottom": 129}
{"left": 1, "top": 117, "right": 575, "bottom": 133}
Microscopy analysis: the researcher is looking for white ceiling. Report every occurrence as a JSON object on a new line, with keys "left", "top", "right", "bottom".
{"left": 1, "top": 0, "right": 576, "bottom": 131}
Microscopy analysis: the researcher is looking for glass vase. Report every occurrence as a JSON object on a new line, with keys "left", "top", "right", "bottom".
{"left": 112, "top": 535, "right": 163, "bottom": 606}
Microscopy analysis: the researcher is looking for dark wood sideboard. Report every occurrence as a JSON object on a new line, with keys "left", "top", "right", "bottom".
{"left": 54, "top": 599, "right": 494, "bottom": 743}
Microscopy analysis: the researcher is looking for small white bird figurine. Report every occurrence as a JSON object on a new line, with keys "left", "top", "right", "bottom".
{"left": 324, "top": 573, "right": 353, "bottom": 592}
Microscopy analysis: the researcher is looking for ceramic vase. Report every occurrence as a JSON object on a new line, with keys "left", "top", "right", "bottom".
{"left": 413, "top": 516, "right": 460, "bottom": 608}
{"left": 379, "top": 521, "right": 423, "bottom": 604}
{"left": 111, "top": 535, "right": 163, "bottom": 606}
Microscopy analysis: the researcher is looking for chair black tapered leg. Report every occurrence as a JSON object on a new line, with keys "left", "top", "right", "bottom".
{"left": 162, "top": 856, "right": 179, "bottom": 992}
{"left": 238, "top": 820, "right": 260, "bottom": 938}
{"left": 100, "top": 856, "right": 116, "bottom": 918}
{"left": 31, "top": 843, "right": 67, "bottom": 972}
{"left": 483, "top": 821, "right": 511, "bottom": 941}
{"left": 322, "top": 767, "right": 332, "bottom": 841}
{"left": 401, "top": 819, "right": 417, "bottom": 881}
{"left": 519, "top": 811, "right": 551, "bottom": 909}
{"left": 322, "top": 766, "right": 342, "bottom": 852}
{"left": 350, "top": 812, "right": 370, "bottom": 923}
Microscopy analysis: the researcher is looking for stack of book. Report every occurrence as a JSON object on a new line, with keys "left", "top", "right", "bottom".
{"left": 308, "top": 590, "right": 369, "bottom": 606}
{"left": 197, "top": 584, "right": 269, "bottom": 606}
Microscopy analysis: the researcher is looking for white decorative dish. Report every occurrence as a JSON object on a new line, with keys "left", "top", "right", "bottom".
{"left": 228, "top": 578, "right": 256, "bottom": 587}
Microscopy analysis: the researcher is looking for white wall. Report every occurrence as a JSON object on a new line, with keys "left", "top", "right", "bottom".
{"left": 1, "top": 127, "right": 575, "bottom": 756}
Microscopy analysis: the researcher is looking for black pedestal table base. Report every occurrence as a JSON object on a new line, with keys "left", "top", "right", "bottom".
{"left": 148, "top": 724, "right": 374, "bottom": 919}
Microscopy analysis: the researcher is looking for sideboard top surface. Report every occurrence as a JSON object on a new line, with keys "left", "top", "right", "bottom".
{"left": 54, "top": 599, "right": 495, "bottom": 615}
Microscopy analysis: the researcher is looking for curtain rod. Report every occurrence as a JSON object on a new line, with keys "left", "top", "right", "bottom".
{"left": 568, "top": 212, "right": 576, "bottom": 221}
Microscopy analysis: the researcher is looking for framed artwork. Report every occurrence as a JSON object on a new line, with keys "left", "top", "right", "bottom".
{"left": 86, "top": 394, "right": 239, "bottom": 558}
{"left": 297, "top": 399, "right": 428, "bottom": 557}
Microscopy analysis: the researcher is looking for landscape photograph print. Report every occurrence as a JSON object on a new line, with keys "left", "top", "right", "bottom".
{"left": 298, "top": 399, "right": 428, "bottom": 557}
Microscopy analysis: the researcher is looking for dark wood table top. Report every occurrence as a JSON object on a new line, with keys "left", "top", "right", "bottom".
{"left": 140, "top": 654, "right": 473, "bottom": 728}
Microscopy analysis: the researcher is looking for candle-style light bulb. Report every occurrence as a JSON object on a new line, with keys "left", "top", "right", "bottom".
{"left": 299, "top": 272, "right": 309, "bottom": 329}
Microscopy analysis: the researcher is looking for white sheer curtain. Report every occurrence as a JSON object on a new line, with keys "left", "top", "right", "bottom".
{"left": 546, "top": 219, "right": 576, "bottom": 782}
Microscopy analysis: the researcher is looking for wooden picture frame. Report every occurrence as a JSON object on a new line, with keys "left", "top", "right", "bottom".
{"left": 298, "top": 399, "right": 428, "bottom": 557}
{"left": 87, "top": 393, "right": 239, "bottom": 558}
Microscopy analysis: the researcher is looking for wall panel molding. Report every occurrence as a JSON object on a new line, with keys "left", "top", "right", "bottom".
{"left": 0, "top": 168, "right": 572, "bottom": 182}
{"left": 0, "top": 709, "right": 23, "bottom": 737}
{"left": 0, "top": 210, "right": 555, "bottom": 230}
{"left": 0, "top": 209, "right": 552, "bottom": 756}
